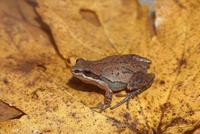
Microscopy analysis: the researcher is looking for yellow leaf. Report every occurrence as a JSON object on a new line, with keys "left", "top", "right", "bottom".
{"left": 0, "top": 0, "right": 125, "bottom": 133}
{"left": 37, "top": 0, "right": 200, "bottom": 133}
{"left": 1, "top": 0, "right": 200, "bottom": 133}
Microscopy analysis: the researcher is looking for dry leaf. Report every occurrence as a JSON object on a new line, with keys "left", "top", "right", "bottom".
{"left": 0, "top": 100, "right": 24, "bottom": 121}
{"left": 1, "top": 0, "right": 200, "bottom": 133}
{"left": 0, "top": 0, "right": 123, "bottom": 133}
{"left": 36, "top": 0, "right": 200, "bottom": 133}
{"left": 36, "top": 0, "right": 155, "bottom": 60}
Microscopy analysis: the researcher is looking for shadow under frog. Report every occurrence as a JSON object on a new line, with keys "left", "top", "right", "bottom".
{"left": 70, "top": 54, "right": 155, "bottom": 112}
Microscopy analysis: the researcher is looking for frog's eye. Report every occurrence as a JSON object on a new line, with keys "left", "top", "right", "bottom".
{"left": 83, "top": 70, "right": 92, "bottom": 74}
{"left": 76, "top": 58, "right": 84, "bottom": 63}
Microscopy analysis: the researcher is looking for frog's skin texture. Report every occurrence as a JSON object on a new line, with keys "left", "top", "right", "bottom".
{"left": 71, "top": 54, "right": 155, "bottom": 111}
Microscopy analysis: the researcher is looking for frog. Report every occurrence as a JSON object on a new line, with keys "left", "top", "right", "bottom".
{"left": 71, "top": 54, "right": 155, "bottom": 111}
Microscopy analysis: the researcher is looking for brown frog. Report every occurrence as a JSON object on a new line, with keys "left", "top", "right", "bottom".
{"left": 71, "top": 54, "right": 155, "bottom": 111}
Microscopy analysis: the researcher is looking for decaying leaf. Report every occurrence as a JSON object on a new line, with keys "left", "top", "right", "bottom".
{"left": 1, "top": 0, "right": 200, "bottom": 133}
{"left": 0, "top": 100, "right": 24, "bottom": 121}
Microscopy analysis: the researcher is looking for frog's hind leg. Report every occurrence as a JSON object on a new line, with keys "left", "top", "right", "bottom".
{"left": 110, "top": 88, "right": 146, "bottom": 109}
{"left": 110, "top": 72, "right": 155, "bottom": 109}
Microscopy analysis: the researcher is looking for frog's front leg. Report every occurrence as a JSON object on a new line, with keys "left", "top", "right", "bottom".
{"left": 100, "top": 88, "right": 112, "bottom": 112}
{"left": 91, "top": 83, "right": 113, "bottom": 112}
{"left": 111, "top": 71, "right": 155, "bottom": 109}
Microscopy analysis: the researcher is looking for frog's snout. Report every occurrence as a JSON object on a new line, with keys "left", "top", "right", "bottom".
{"left": 71, "top": 67, "right": 79, "bottom": 74}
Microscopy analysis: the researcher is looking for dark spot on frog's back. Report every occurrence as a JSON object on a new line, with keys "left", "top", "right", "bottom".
{"left": 116, "top": 72, "right": 120, "bottom": 76}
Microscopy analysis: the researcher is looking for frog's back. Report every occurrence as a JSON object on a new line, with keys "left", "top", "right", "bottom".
{"left": 87, "top": 54, "right": 151, "bottom": 79}
{"left": 100, "top": 63, "right": 134, "bottom": 82}
{"left": 96, "top": 54, "right": 151, "bottom": 70}
{"left": 96, "top": 54, "right": 151, "bottom": 65}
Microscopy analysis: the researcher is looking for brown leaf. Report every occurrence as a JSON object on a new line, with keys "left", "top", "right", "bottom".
{"left": 0, "top": 100, "right": 24, "bottom": 121}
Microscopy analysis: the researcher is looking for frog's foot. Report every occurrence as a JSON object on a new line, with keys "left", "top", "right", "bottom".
{"left": 110, "top": 93, "right": 132, "bottom": 110}
{"left": 91, "top": 103, "right": 110, "bottom": 112}
{"left": 91, "top": 88, "right": 112, "bottom": 112}
{"left": 115, "top": 93, "right": 130, "bottom": 109}
{"left": 110, "top": 88, "right": 145, "bottom": 110}
{"left": 99, "top": 103, "right": 111, "bottom": 112}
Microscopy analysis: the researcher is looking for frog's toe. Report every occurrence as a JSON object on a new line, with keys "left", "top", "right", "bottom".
{"left": 126, "top": 99, "right": 131, "bottom": 110}
{"left": 110, "top": 93, "right": 132, "bottom": 109}
{"left": 91, "top": 103, "right": 110, "bottom": 112}
{"left": 99, "top": 104, "right": 110, "bottom": 112}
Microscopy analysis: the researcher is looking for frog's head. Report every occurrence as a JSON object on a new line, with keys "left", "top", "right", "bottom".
{"left": 71, "top": 58, "right": 91, "bottom": 76}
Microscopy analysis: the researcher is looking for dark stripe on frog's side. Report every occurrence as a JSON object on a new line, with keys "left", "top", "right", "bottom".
{"left": 80, "top": 70, "right": 127, "bottom": 91}
{"left": 82, "top": 70, "right": 100, "bottom": 79}
{"left": 100, "top": 76, "right": 127, "bottom": 91}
